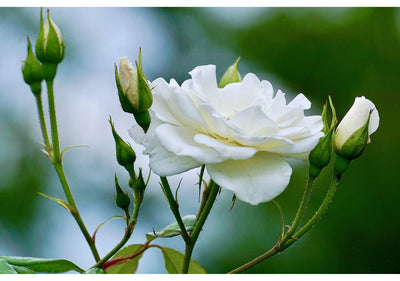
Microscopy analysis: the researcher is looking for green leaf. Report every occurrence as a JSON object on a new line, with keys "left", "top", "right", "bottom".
{"left": 11, "top": 265, "right": 36, "bottom": 274}
{"left": 37, "top": 192, "right": 76, "bottom": 215}
{"left": 0, "top": 259, "right": 17, "bottom": 274}
{"left": 85, "top": 267, "right": 107, "bottom": 274}
{"left": 106, "top": 244, "right": 145, "bottom": 274}
{"left": 160, "top": 247, "right": 206, "bottom": 274}
{"left": 145, "top": 233, "right": 157, "bottom": 242}
{"left": 0, "top": 256, "right": 83, "bottom": 273}
{"left": 148, "top": 215, "right": 197, "bottom": 238}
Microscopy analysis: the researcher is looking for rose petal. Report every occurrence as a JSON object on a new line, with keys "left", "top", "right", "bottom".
{"left": 229, "top": 105, "right": 278, "bottom": 136}
{"left": 197, "top": 103, "right": 243, "bottom": 138}
{"left": 129, "top": 118, "right": 201, "bottom": 176}
{"left": 287, "top": 93, "right": 311, "bottom": 109}
{"left": 194, "top": 133, "right": 257, "bottom": 160}
{"left": 217, "top": 73, "right": 271, "bottom": 117}
{"left": 156, "top": 123, "right": 223, "bottom": 163}
{"left": 150, "top": 78, "right": 189, "bottom": 126}
{"left": 266, "top": 131, "right": 324, "bottom": 159}
{"left": 189, "top": 65, "right": 219, "bottom": 102}
{"left": 148, "top": 144, "right": 201, "bottom": 176}
{"left": 232, "top": 134, "right": 293, "bottom": 149}
{"left": 206, "top": 152, "right": 292, "bottom": 205}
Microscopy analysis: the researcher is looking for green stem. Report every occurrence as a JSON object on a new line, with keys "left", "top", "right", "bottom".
{"left": 53, "top": 163, "right": 100, "bottom": 262}
{"left": 160, "top": 177, "right": 191, "bottom": 245}
{"left": 45, "top": 79, "right": 100, "bottom": 262}
{"left": 228, "top": 175, "right": 340, "bottom": 274}
{"left": 46, "top": 80, "right": 60, "bottom": 160}
{"left": 196, "top": 179, "right": 212, "bottom": 218}
{"left": 279, "top": 175, "right": 316, "bottom": 246}
{"left": 34, "top": 94, "right": 51, "bottom": 150}
{"left": 283, "top": 175, "right": 340, "bottom": 249}
{"left": 93, "top": 192, "right": 142, "bottom": 268}
{"left": 182, "top": 180, "right": 219, "bottom": 274}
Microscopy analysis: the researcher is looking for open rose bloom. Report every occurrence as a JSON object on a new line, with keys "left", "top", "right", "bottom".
{"left": 130, "top": 65, "right": 323, "bottom": 205}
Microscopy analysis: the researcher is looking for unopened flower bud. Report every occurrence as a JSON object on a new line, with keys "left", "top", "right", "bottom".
{"left": 334, "top": 96, "right": 379, "bottom": 161}
{"left": 114, "top": 175, "right": 131, "bottom": 211}
{"left": 309, "top": 128, "right": 334, "bottom": 178}
{"left": 109, "top": 118, "right": 136, "bottom": 169}
{"left": 218, "top": 57, "right": 242, "bottom": 88}
{"left": 129, "top": 168, "right": 146, "bottom": 203}
{"left": 35, "top": 8, "right": 65, "bottom": 80}
{"left": 115, "top": 50, "right": 153, "bottom": 132}
{"left": 22, "top": 37, "right": 43, "bottom": 96}
{"left": 309, "top": 96, "right": 336, "bottom": 178}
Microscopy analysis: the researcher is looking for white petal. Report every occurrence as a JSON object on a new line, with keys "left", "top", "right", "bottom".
{"left": 148, "top": 144, "right": 201, "bottom": 176}
{"left": 206, "top": 152, "right": 292, "bottom": 205}
{"left": 156, "top": 124, "right": 223, "bottom": 163}
{"left": 287, "top": 93, "right": 311, "bottom": 109}
{"left": 266, "top": 131, "right": 324, "bottom": 159}
{"left": 216, "top": 73, "right": 270, "bottom": 117}
{"left": 197, "top": 103, "right": 243, "bottom": 138}
{"left": 229, "top": 105, "right": 278, "bottom": 135}
{"left": 150, "top": 78, "right": 183, "bottom": 125}
{"left": 129, "top": 118, "right": 201, "bottom": 176}
{"left": 174, "top": 87, "right": 209, "bottom": 131}
{"left": 367, "top": 100, "right": 379, "bottom": 136}
{"left": 194, "top": 133, "right": 257, "bottom": 160}
{"left": 232, "top": 134, "right": 293, "bottom": 149}
{"left": 189, "top": 65, "right": 218, "bottom": 101}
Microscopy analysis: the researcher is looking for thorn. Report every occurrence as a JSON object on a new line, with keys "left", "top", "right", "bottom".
{"left": 229, "top": 195, "right": 237, "bottom": 212}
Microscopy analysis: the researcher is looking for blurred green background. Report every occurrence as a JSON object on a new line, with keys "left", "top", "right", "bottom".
{"left": 0, "top": 7, "right": 399, "bottom": 273}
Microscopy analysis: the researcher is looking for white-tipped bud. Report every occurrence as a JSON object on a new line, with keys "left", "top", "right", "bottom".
{"left": 115, "top": 50, "right": 153, "bottom": 132}
{"left": 334, "top": 96, "right": 379, "bottom": 160}
{"left": 119, "top": 57, "right": 139, "bottom": 107}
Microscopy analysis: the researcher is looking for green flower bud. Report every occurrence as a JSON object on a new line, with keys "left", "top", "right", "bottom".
{"left": 218, "top": 57, "right": 242, "bottom": 88}
{"left": 35, "top": 8, "right": 65, "bottom": 65}
{"left": 114, "top": 175, "right": 131, "bottom": 211}
{"left": 320, "top": 100, "right": 330, "bottom": 134}
{"left": 115, "top": 49, "right": 153, "bottom": 132}
{"left": 130, "top": 168, "right": 146, "bottom": 203}
{"left": 308, "top": 96, "right": 336, "bottom": 178}
{"left": 109, "top": 118, "right": 136, "bottom": 168}
{"left": 309, "top": 127, "right": 334, "bottom": 178}
{"left": 22, "top": 37, "right": 43, "bottom": 96}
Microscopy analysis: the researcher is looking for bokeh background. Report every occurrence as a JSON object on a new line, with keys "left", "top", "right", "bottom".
{"left": 0, "top": 7, "right": 399, "bottom": 273}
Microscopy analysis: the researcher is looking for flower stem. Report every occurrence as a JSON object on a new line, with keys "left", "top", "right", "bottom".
{"left": 34, "top": 94, "right": 51, "bottom": 150}
{"left": 228, "top": 174, "right": 340, "bottom": 274}
{"left": 279, "top": 175, "right": 316, "bottom": 246}
{"left": 182, "top": 180, "right": 219, "bottom": 274}
{"left": 283, "top": 175, "right": 340, "bottom": 249}
{"left": 46, "top": 80, "right": 60, "bottom": 160}
{"left": 160, "top": 176, "right": 191, "bottom": 245}
{"left": 93, "top": 191, "right": 142, "bottom": 268}
{"left": 45, "top": 79, "right": 100, "bottom": 262}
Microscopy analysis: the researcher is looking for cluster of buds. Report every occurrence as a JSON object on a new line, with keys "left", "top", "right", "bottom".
{"left": 22, "top": 8, "right": 65, "bottom": 94}
{"left": 110, "top": 118, "right": 147, "bottom": 211}
{"left": 115, "top": 50, "right": 153, "bottom": 133}
{"left": 309, "top": 95, "right": 379, "bottom": 179}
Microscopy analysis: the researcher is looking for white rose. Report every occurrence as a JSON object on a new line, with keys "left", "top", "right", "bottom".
{"left": 334, "top": 96, "right": 379, "bottom": 152}
{"left": 130, "top": 65, "right": 323, "bottom": 205}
